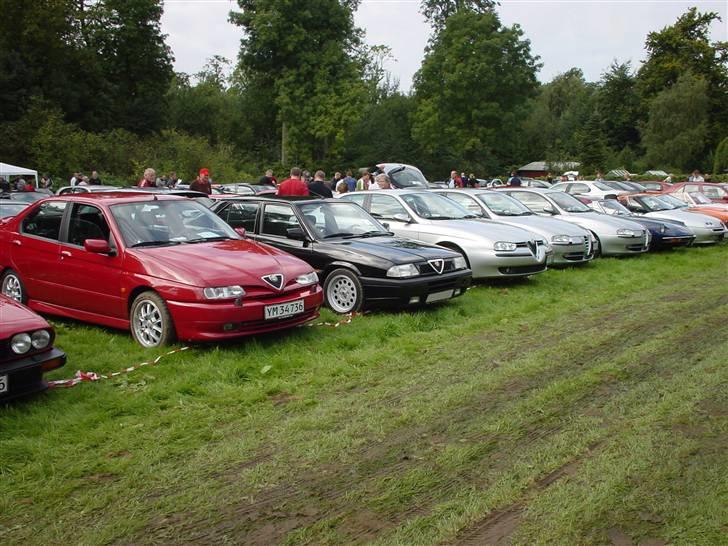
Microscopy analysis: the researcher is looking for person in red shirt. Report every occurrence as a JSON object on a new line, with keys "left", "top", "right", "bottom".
{"left": 137, "top": 168, "right": 156, "bottom": 188}
{"left": 277, "top": 167, "right": 309, "bottom": 196}
{"left": 190, "top": 168, "right": 212, "bottom": 194}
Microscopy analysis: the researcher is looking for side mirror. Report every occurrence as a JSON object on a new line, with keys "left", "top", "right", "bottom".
{"left": 286, "top": 227, "right": 310, "bottom": 241}
{"left": 234, "top": 227, "right": 246, "bottom": 238}
{"left": 381, "top": 222, "right": 390, "bottom": 230}
{"left": 84, "top": 239, "right": 114, "bottom": 255}
{"left": 392, "top": 213, "right": 412, "bottom": 223}
{"left": 542, "top": 205, "right": 557, "bottom": 215}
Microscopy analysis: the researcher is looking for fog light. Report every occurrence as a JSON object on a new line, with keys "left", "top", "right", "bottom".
{"left": 409, "top": 296, "right": 420, "bottom": 304}
{"left": 223, "top": 323, "right": 235, "bottom": 331}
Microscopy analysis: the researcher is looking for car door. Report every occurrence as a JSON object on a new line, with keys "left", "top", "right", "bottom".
{"left": 10, "top": 201, "right": 67, "bottom": 304}
{"left": 369, "top": 194, "right": 419, "bottom": 239}
{"left": 52, "top": 203, "right": 125, "bottom": 318}
{"left": 257, "top": 203, "right": 312, "bottom": 262}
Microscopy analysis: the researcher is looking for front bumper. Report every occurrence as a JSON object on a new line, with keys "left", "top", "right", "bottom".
{"left": 550, "top": 238, "right": 595, "bottom": 265}
{"left": 0, "top": 347, "right": 66, "bottom": 402}
{"left": 168, "top": 285, "right": 324, "bottom": 341}
{"left": 690, "top": 226, "right": 726, "bottom": 245}
{"left": 468, "top": 248, "right": 549, "bottom": 279}
{"left": 361, "top": 269, "right": 472, "bottom": 308}
{"left": 651, "top": 234, "right": 695, "bottom": 249}
{"left": 599, "top": 233, "right": 650, "bottom": 256}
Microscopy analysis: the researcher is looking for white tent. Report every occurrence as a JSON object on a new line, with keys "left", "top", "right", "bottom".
{"left": 0, "top": 162, "right": 38, "bottom": 187}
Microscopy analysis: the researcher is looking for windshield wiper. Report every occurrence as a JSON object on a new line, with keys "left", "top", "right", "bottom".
{"left": 358, "top": 230, "right": 393, "bottom": 237}
{"left": 184, "top": 236, "right": 234, "bottom": 243}
{"left": 130, "top": 240, "right": 182, "bottom": 248}
{"left": 323, "top": 232, "right": 356, "bottom": 239}
{"left": 428, "top": 215, "right": 455, "bottom": 220}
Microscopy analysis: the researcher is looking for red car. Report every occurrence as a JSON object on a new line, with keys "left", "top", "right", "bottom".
{"left": 0, "top": 193, "right": 323, "bottom": 347}
{"left": 664, "top": 182, "right": 728, "bottom": 204}
{"left": 0, "top": 293, "right": 66, "bottom": 401}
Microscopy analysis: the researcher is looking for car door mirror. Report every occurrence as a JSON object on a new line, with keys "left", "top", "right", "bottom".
{"left": 542, "top": 205, "right": 557, "bottom": 215}
{"left": 84, "top": 239, "right": 114, "bottom": 255}
{"left": 381, "top": 222, "right": 390, "bottom": 230}
{"left": 286, "top": 227, "right": 310, "bottom": 241}
{"left": 392, "top": 213, "right": 412, "bottom": 223}
{"left": 234, "top": 227, "right": 246, "bottom": 238}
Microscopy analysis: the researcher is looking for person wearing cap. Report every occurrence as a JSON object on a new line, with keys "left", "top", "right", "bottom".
{"left": 190, "top": 168, "right": 212, "bottom": 194}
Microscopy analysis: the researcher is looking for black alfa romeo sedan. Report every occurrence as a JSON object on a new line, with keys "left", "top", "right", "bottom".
{"left": 210, "top": 196, "right": 472, "bottom": 313}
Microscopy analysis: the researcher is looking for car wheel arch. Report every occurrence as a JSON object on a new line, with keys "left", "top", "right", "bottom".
{"left": 127, "top": 285, "right": 156, "bottom": 314}
{"left": 436, "top": 242, "right": 470, "bottom": 268}
{"left": 322, "top": 261, "right": 362, "bottom": 280}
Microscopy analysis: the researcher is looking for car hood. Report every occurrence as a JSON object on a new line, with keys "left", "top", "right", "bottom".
{"left": 490, "top": 214, "right": 589, "bottom": 238}
{"left": 0, "top": 294, "right": 50, "bottom": 338}
{"left": 419, "top": 218, "right": 541, "bottom": 243}
{"left": 322, "top": 236, "right": 459, "bottom": 265}
{"left": 558, "top": 211, "right": 646, "bottom": 231}
{"left": 619, "top": 215, "right": 692, "bottom": 235}
{"left": 126, "top": 239, "right": 313, "bottom": 288}
{"left": 644, "top": 210, "right": 724, "bottom": 228}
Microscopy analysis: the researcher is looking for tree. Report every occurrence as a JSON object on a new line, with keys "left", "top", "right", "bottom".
{"left": 713, "top": 137, "right": 728, "bottom": 175}
{"left": 642, "top": 73, "right": 710, "bottom": 172}
{"left": 576, "top": 113, "right": 607, "bottom": 174}
{"left": 411, "top": 10, "right": 540, "bottom": 175}
{"left": 419, "top": 0, "right": 498, "bottom": 32}
{"left": 637, "top": 8, "right": 728, "bottom": 139}
{"left": 596, "top": 61, "right": 641, "bottom": 152}
{"left": 231, "top": 0, "right": 368, "bottom": 165}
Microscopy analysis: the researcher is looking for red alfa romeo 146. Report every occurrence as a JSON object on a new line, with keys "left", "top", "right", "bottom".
{"left": 0, "top": 193, "right": 323, "bottom": 347}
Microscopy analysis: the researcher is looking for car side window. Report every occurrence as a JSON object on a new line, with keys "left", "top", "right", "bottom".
{"left": 67, "top": 204, "right": 112, "bottom": 247}
{"left": 443, "top": 193, "right": 484, "bottom": 216}
{"left": 342, "top": 194, "right": 366, "bottom": 207}
{"left": 262, "top": 204, "right": 302, "bottom": 238}
{"left": 684, "top": 184, "right": 700, "bottom": 193}
{"left": 700, "top": 186, "right": 720, "bottom": 198}
{"left": 571, "top": 183, "right": 589, "bottom": 194}
{"left": 225, "top": 202, "right": 259, "bottom": 231}
{"left": 509, "top": 192, "right": 550, "bottom": 212}
{"left": 370, "top": 195, "right": 407, "bottom": 219}
{"left": 21, "top": 201, "right": 67, "bottom": 241}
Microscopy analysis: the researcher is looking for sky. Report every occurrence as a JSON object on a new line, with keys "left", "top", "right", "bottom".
{"left": 161, "top": 0, "right": 728, "bottom": 91}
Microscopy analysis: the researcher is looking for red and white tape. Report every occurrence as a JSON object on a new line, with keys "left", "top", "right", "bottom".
{"left": 47, "top": 346, "right": 191, "bottom": 389}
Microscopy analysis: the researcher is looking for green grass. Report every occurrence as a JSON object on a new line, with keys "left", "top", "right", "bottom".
{"left": 1, "top": 246, "right": 727, "bottom": 545}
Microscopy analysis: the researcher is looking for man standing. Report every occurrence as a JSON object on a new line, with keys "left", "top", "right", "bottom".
{"left": 308, "top": 170, "right": 333, "bottom": 198}
{"left": 342, "top": 169, "right": 357, "bottom": 192}
{"left": 89, "top": 170, "right": 102, "bottom": 185}
{"left": 277, "top": 167, "right": 309, "bottom": 196}
{"left": 259, "top": 169, "right": 276, "bottom": 186}
{"left": 508, "top": 171, "right": 522, "bottom": 187}
{"left": 137, "top": 168, "right": 156, "bottom": 188}
{"left": 448, "top": 170, "right": 463, "bottom": 188}
{"left": 190, "top": 168, "right": 212, "bottom": 194}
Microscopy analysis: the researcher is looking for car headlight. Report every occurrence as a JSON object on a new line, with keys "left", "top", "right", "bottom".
{"left": 494, "top": 241, "right": 517, "bottom": 251}
{"left": 617, "top": 229, "right": 638, "bottom": 237}
{"left": 386, "top": 264, "right": 419, "bottom": 278}
{"left": 31, "top": 329, "right": 51, "bottom": 350}
{"left": 551, "top": 234, "right": 571, "bottom": 244}
{"left": 11, "top": 333, "right": 32, "bottom": 354}
{"left": 453, "top": 256, "right": 467, "bottom": 269}
{"left": 203, "top": 285, "right": 245, "bottom": 299}
{"left": 296, "top": 272, "right": 319, "bottom": 286}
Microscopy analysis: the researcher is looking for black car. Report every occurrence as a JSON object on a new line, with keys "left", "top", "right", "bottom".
{"left": 210, "top": 196, "right": 472, "bottom": 313}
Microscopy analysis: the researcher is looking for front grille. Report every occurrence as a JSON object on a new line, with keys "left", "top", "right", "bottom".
{"left": 416, "top": 258, "right": 458, "bottom": 276}
{"left": 498, "top": 264, "right": 547, "bottom": 275}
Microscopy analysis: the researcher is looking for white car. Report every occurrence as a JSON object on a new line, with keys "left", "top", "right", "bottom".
{"left": 433, "top": 189, "right": 594, "bottom": 265}
{"left": 338, "top": 190, "right": 551, "bottom": 279}
{"left": 550, "top": 181, "right": 629, "bottom": 200}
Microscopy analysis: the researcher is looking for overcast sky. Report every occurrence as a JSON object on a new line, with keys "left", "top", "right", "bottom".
{"left": 161, "top": 0, "right": 728, "bottom": 90}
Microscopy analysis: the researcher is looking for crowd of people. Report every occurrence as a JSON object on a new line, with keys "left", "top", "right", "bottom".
{"left": 271, "top": 167, "right": 393, "bottom": 197}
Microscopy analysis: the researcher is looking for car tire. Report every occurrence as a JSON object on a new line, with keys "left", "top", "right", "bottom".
{"left": 1, "top": 269, "right": 26, "bottom": 304}
{"left": 129, "top": 291, "right": 176, "bottom": 348}
{"left": 323, "top": 268, "right": 363, "bottom": 314}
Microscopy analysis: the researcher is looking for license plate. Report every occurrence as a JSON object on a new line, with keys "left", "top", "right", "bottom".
{"left": 264, "top": 299, "right": 305, "bottom": 320}
{"left": 426, "top": 289, "right": 455, "bottom": 303}
{"left": 0, "top": 374, "right": 7, "bottom": 394}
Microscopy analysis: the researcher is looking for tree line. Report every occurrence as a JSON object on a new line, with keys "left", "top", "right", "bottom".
{"left": 1, "top": 0, "right": 727, "bottom": 184}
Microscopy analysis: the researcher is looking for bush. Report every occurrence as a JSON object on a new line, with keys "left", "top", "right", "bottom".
{"left": 713, "top": 137, "right": 728, "bottom": 175}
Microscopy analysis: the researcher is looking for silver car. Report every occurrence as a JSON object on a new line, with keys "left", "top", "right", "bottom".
{"left": 550, "top": 181, "right": 629, "bottom": 200}
{"left": 338, "top": 190, "right": 551, "bottom": 279}
{"left": 620, "top": 194, "right": 726, "bottom": 244}
{"left": 433, "top": 189, "right": 594, "bottom": 265}
{"left": 499, "top": 188, "right": 650, "bottom": 256}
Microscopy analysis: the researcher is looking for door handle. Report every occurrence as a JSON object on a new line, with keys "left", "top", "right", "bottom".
{"left": 61, "top": 250, "right": 72, "bottom": 257}
{"left": 11, "top": 239, "right": 21, "bottom": 246}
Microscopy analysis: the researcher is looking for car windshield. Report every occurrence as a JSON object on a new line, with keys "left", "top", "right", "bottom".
{"left": 599, "top": 200, "right": 632, "bottom": 215}
{"left": 476, "top": 192, "right": 532, "bottom": 216}
{"left": 299, "top": 202, "right": 390, "bottom": 239}
{"left": 387, "top": 166, "right": 429, "bottom": 188}
{"left": 593, "top": 181, "right": 615, "bottom": 191}
{"left": 111, "top": 199, "right": 238, "bottom": 247}
{"left": 639, "top": 195, "right": 674, "bottom": 211}
{"left": 0, "top": 202, "right": 27, "bottom": 218}
{"left": 550, "top": 191, "right": 592, "bottom": 212}
{"left": 8, "top": 192, "right": 47, "bottom": 203}
{"left": 689, "top": 192, "right": 714, "bottom": 204}
{"left": 401, "top": 192, "right": 475, "bottom": 219}
{"left": 657, "top": 194, "right": 688, "bottom": 209}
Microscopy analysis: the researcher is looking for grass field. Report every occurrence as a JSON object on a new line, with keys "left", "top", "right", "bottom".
{"left": 1, "top": 245, "right": 727, "bottom": 545}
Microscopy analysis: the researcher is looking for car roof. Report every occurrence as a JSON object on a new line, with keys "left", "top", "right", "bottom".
{"left": 344, "top": 189, "right": 430, "bottom": 196}
{"left": 213, "top": 195, "right": 331, "bottom": 205}
{"left": 498, "top": 187, "right": 558, "bottom": 194}
{"left": 50, "top": 192, "right": 188, "bottom": 205}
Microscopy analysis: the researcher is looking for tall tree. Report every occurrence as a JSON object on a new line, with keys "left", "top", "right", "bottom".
{"left": 419, "top": 0, "right": 498, "bottom": 32}
{"left": 411, "top": 10, "right": 540, "bottom": 175}
{"left": 642, "top": 72, "right": 710, "bottom": 172}
{"left": 231, "top": 0, "right": 368, "bottom": 165}
{"left": 596, "top": 61, "right": 641, "bottom": 152}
